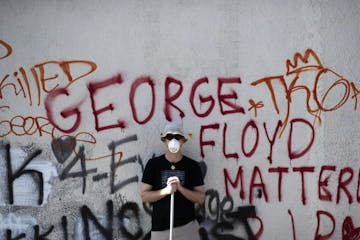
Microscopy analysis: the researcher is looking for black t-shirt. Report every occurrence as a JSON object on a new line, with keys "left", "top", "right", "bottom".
{"left": 141, "top": 154, "right": 204, "bottom": 231}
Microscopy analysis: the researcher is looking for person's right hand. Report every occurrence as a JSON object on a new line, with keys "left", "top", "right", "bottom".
{"left": 165, "top": 176, "right": 179, "bottom": 194}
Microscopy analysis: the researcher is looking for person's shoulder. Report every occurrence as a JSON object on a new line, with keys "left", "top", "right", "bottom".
{"left": 183, "top": 155, "right": 200, "bottom": 165}
{"left": 147, "top": 154, "right": 165, "bottom": 164}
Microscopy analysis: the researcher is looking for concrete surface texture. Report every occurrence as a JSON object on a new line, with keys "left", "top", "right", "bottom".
{"left": 0, "top": 0, "right": 359, "bottom": 239}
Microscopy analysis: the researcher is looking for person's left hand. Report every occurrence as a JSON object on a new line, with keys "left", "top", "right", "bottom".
{"left": 167, "top": 176, "right": 180, "bottom": 193}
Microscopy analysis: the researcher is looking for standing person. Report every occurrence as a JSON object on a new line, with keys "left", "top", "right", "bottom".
{"left": 141, "top": 122, "right": 205, "bottom": 240}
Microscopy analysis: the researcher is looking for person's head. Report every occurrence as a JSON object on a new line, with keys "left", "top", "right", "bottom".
{"left": 161, "top": 122, "right": 187, "bottom": 154}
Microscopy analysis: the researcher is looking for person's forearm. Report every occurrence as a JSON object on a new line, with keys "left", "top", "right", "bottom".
{"left": 141, "top": 188, "right": 170, "bottom": 203}
{"left": 178, "top": 185, "right": 205, "bottom": 204}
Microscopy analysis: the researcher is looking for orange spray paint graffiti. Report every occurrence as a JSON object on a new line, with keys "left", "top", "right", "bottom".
{"left": 251, "top": 48, "right": 359, "bottom": 136}
{"left": 0, "top": 40, "right": 97, "bottom": 107}
{"left": 0, "top": 39, "right": 12, "bottom": 60}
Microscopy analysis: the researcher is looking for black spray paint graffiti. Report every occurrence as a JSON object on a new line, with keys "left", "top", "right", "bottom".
{"left": 80, "top": 200, "right": 114, "bottom": 240}
{"left": 50, "top": 134, "right": 260, "bottom": 239}
{"left": 196, "top": 159, "right": 260, "bottom": 240}
{"left": 2, "top": 197, "right": 257, "bottom": 240}
{"left": 1, "top": 142, "right": 44, "bottom": 205}
{"left": 51, "top": 135, "right": 144, "bottom": 194}
{"left": 2, "top": 138, "right": 260, "bottom": 239}
{"left": 196, "top": 190, "right": 260, "bottom": 240}
{"left": 4, "top": 220, "right": 54, "bottom": 240}
{"left": 59, "top": 145, "right": 97, "bottom": 194}
{"left": 51, "top": 136, "right": 76, "bottom": 164}
{"left": 3, "top": 200, "right": 149, "bottom": 240}
{"left": 108, "top": 135, "right": 141, "bottom": 194}
{"left": 77, "top": 196, "right": 259, "bottom": 240}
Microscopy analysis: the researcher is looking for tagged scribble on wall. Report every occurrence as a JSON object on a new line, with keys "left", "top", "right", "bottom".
{"left": 251, "top": 49, "right": 360, "bottom": 136}
{"left": 0, "top": 143, "right": 57, "bottom": 206}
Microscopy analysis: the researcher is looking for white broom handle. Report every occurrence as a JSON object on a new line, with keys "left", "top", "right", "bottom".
{"left": 169, "top": 192, "right": 174, "bottom": 240}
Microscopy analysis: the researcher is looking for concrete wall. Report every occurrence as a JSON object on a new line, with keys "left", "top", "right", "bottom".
{"left": 1, "top": 0, "right": 359, "bottom": 239}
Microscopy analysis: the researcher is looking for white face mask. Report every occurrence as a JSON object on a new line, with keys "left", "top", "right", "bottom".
{"left": 168, "top": 139, "right": 180, "bottom": 153}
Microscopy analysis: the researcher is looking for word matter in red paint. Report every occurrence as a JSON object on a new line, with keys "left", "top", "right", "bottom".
{"left": 224, "top": 165, "right": 360, "bottom": 205}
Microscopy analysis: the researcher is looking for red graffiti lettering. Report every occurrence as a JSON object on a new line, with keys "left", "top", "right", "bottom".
{"left": 293, "top": 166, "right": 315, "bottom": 205}
{"left": 241, "top": 120, "right": 259, "bottom": 158}
{"left": 190, "top": 77, "right": 215, "bottom": 118}
{"left": 224, "top": 167, "right": 245, "bottom": 200}
{"left": 342, "top": 216, "right": 360, "bottom": 240}
{"left": 288, "top": 209, "right": 297, "bottom": 240}
{"left": 358, "top": 169, "right": 360, "bottom": 203}
{"left": 201, "top": 118, "right": 313, "bottom": 162}
{"left": 318, "top": 165, "right": 336, "bottom": 201}
{"left": 221, "top": 165, "right": 360, "bottom": 205}
{"left": 222, "top": 123, "right": 239, "bottom": 159}
{"left": 164, "top": 76, "right": 185, "bottom": 121}
{"left": 200, "top": 123, "right": 220, "bottom": 158}
{"left": 314, "top": 210, "right": 335, "bottom": 240}
{"left": 129, "top": 76, "right": 155, "bottom": 125}
{"left": 249, "top": 166, "right": 268, "bottom": 204}
{"left": 269, "top": 167, "right": 289, "bottom": 202}
{"left": 263, "top": 120, "right": 283, "bottom": 164}
{"left": 217, "top": 77, "right": 245, "bottom": 115}
{"left": 45, "top": 88, "right": 82, "bottom": 133}
{"left": 337, "top": 167, "right": 354, "bottom": 204}
{"left": 288, "top": 118, "right": 315, "bottom": 160}
{"left": 88, "top": 74, "right": 126, "bottom": 131}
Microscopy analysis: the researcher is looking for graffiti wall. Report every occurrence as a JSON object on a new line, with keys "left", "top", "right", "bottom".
{"left": 1, "top": 0, "right": 359, "bottom": 239}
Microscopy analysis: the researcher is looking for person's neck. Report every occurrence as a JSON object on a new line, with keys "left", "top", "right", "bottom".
{"left": 165, "top": 152, "right": 183, "bottom": 163}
